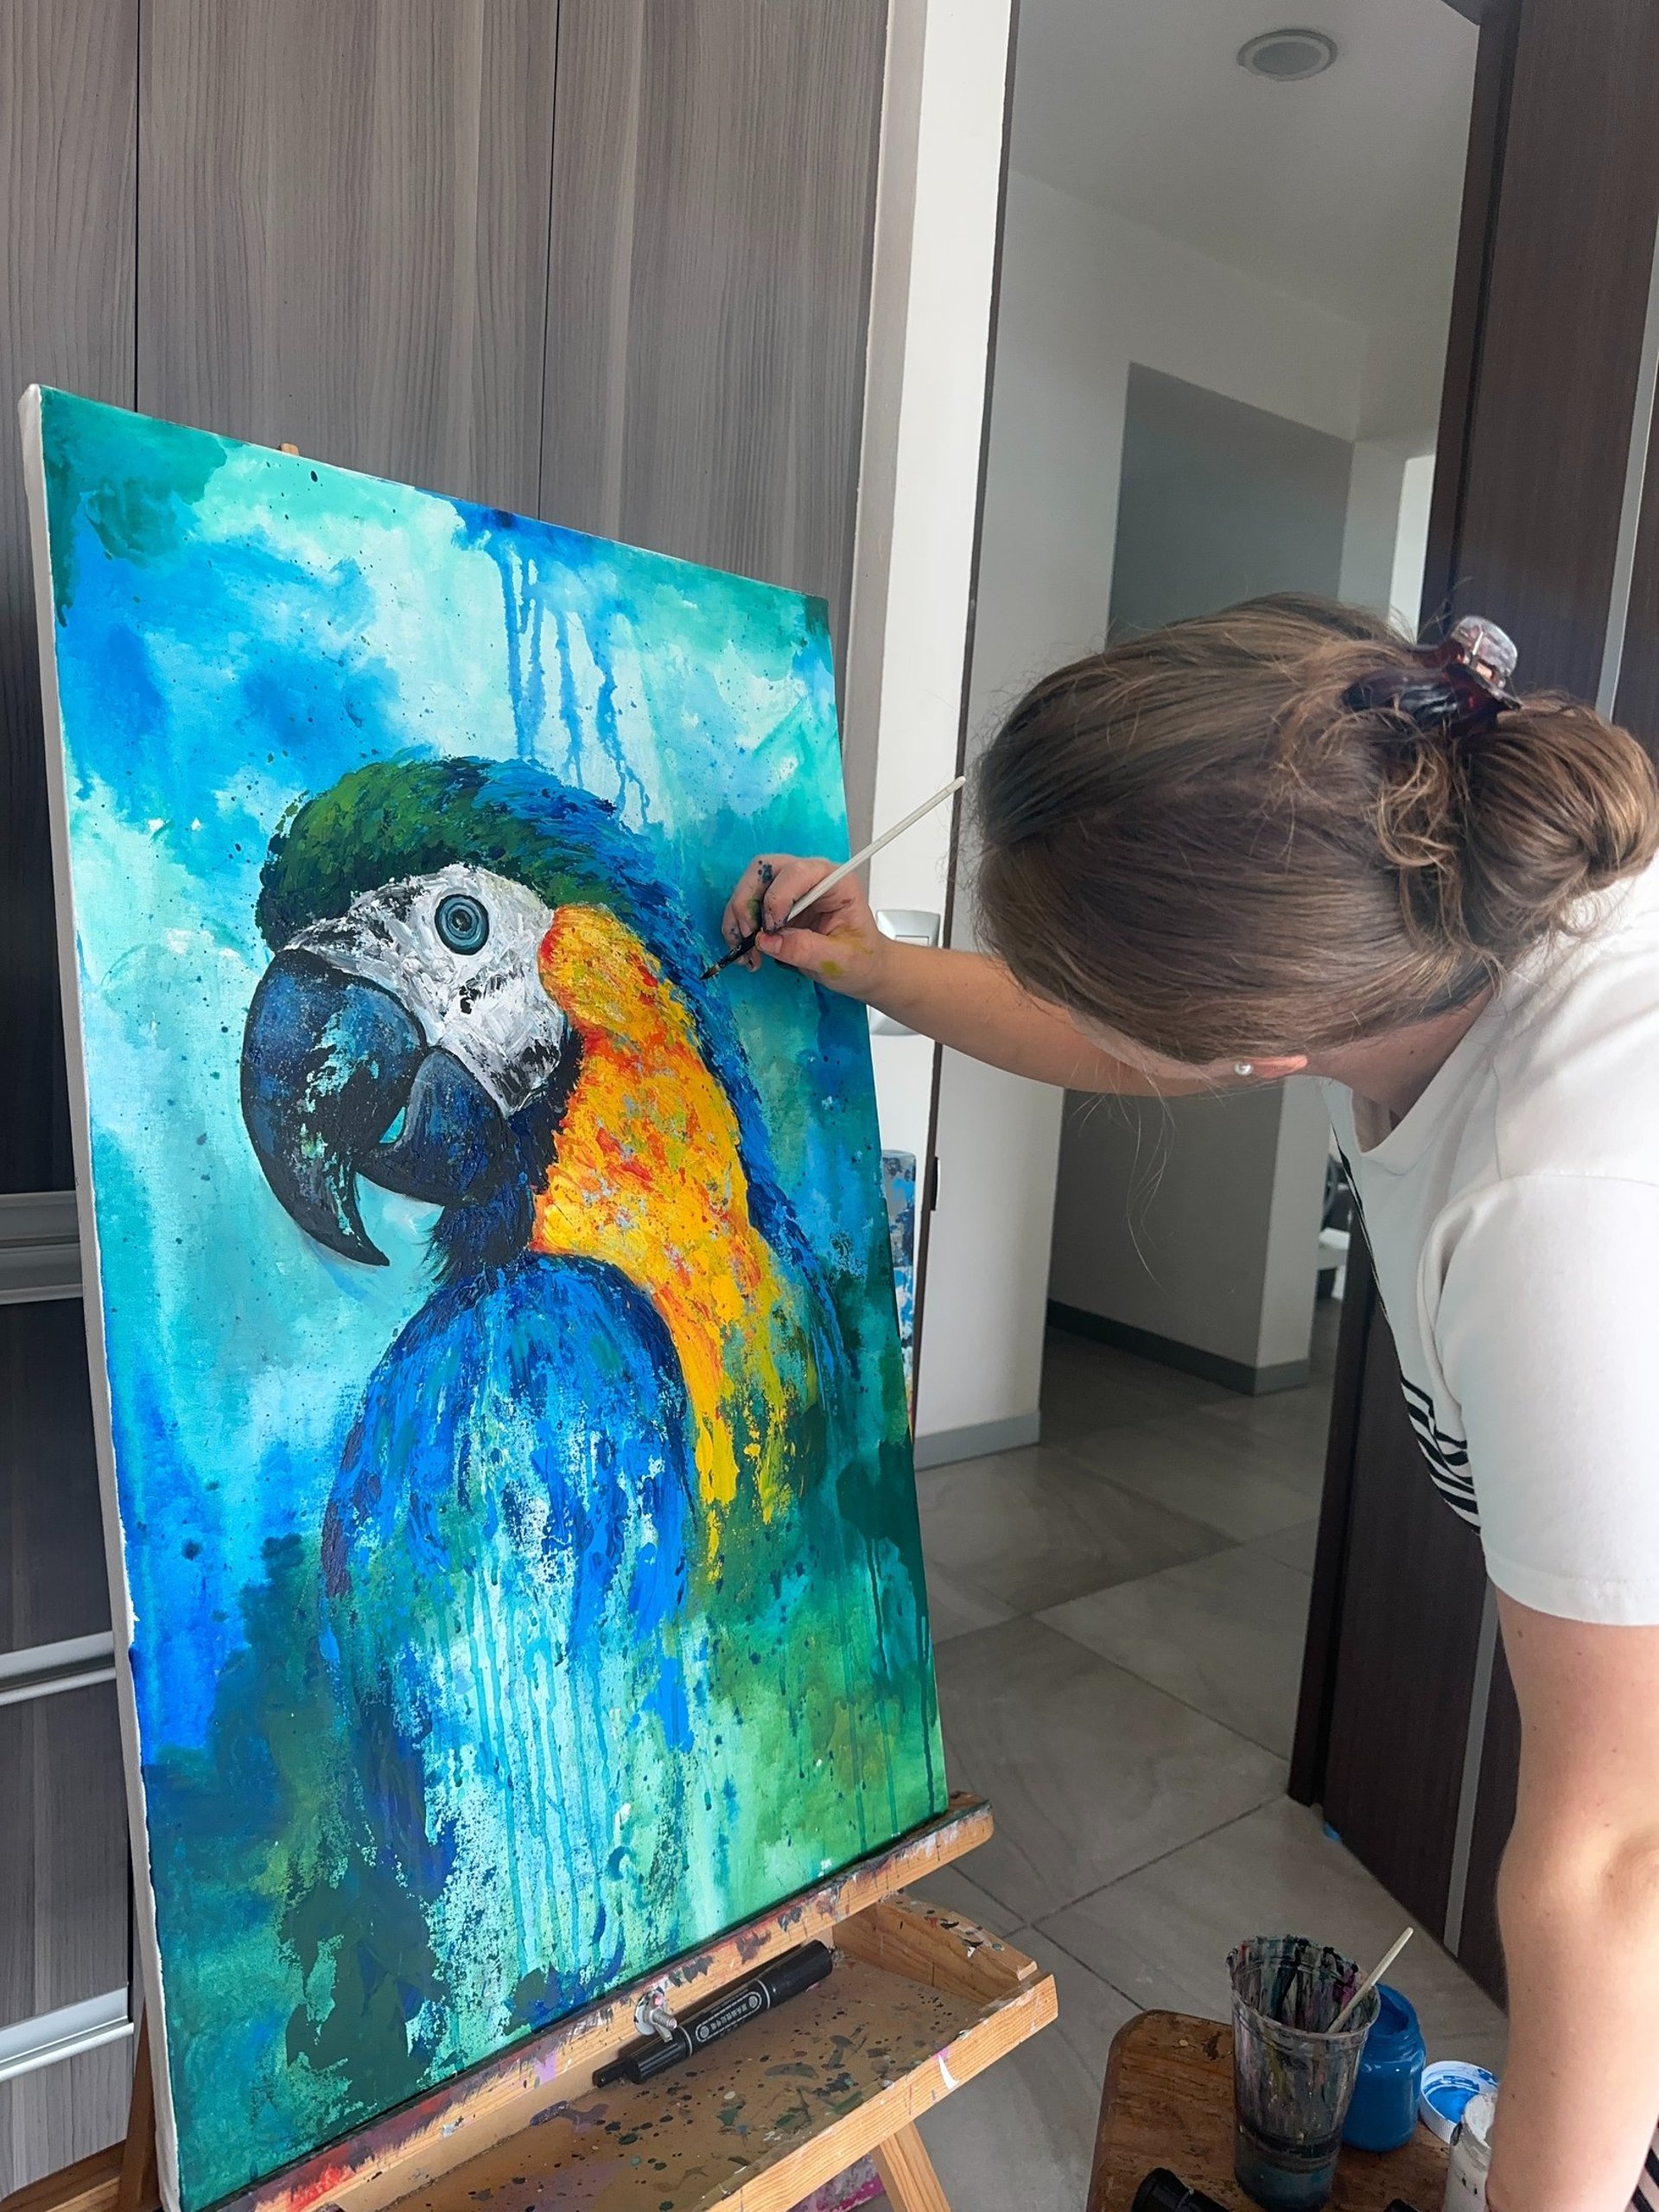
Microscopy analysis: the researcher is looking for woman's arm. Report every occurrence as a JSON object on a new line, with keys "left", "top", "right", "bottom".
{"left": 1487, "top": 1594, "right": 1659, "bottom": 2212}
{"left": 811, "top": 934, "right": 1172, "bottom": 1091}
{"left": 718, "top": 854, "right": 1299, "bottom": 1094}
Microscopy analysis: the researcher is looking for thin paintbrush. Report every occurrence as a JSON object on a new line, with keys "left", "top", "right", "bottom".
{"left": 702, "top": 775, "right": 967, "bottom": 980}
{"left": 1329, "top": 1926, "right": 1414, "bottom": 2033}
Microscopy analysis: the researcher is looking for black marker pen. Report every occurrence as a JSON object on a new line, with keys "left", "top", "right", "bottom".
{"left": 593, "top": 1940, "right": 834, "bottom": 2087}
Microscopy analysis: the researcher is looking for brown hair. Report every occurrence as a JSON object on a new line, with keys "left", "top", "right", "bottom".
{"left": 974, "top": 595, "right": 1659, "bottom": 1062}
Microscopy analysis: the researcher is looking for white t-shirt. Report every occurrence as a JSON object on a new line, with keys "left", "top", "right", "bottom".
{"left": 1322, "top": 860, "right": 1659, "bottom": 1627}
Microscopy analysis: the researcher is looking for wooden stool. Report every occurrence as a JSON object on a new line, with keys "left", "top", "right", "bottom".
{"left": 1087, "top": 2013, "right": 1449, "bottom": 2212}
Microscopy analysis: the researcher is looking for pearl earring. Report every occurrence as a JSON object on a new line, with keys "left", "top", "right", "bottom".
{"left": 1234, "top": 1061, "right": 1255, "bottom": 1077}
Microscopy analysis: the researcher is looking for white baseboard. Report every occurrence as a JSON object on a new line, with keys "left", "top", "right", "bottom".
{"left": 912, "top": 1409, "right": 1041, "bottom": 1470}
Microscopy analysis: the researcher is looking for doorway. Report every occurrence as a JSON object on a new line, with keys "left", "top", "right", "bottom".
{"left": 911, "top": 7, "right": 1503, "bottom": 2205}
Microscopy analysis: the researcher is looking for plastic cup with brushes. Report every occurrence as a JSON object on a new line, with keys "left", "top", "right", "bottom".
{"left": 1227, "top": 1926, "right": 1413, "bottom": 2211}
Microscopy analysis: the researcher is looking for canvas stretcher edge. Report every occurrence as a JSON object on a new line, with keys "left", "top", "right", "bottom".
{"left": 16, "top": 382, "right": 188, "bottom": 2212}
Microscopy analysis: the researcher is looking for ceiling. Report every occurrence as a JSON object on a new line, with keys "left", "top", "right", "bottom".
{"left": 1009, "top": 0, "right": 1480, "bottom": 334}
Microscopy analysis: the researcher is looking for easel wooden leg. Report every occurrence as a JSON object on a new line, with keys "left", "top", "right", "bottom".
{"left": 116, "top": 2016, "right": 159, "bottom": 2212}
{"left": 871, "top": 2122, "right": 950, "bottom": 2212}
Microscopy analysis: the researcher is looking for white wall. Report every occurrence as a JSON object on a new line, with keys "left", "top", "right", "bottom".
{"left": 842, "top": 0, "right": 1015, "bottom": 1194}
{"left": 1047, "top": 1078, "right": 1331, "bottom": 1379}
{"left": 1338, "top": 434, "right": 1439, "bottom": 630}
{"left": 916, "top": 173, "right": 1376, "bottom": 1451}
{"left": 1392, "top": 451, "right": 1437, "bottom": 632}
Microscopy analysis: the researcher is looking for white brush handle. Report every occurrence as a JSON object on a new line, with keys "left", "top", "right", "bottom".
{"left": 783, "top": 776, "right": 966, "bottom": 924}
{"left": 1330, "top": 1926, "right": 1414, "bottom": 2033}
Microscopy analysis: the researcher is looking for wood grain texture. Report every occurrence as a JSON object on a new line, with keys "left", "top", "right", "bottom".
{"left": 1421, "top": 0, "right": 1518, "bottom": 631}
{"left": 1450, "top": 1636, "right": 1520, "bottom": 2004}
{"left": 540, "top": 0, "right": 887, "bottom": 677}
{"left": 836, "top": 1892, "right": 1039, "bottom": 2007}
{"left": 0, "top": 1300, "right": 109, "bottom": 1655}
{"left": 377, "top": 1947, "right": 1051, "bottom": 2212}
{"left": 870, "top": 2124, "right": 950, "bottom": 2212}
{"left": 0, "top": 1688, "right": 130, "bottom": 2031}
{"left": 1442, "top": 0, "right": 1659, "bottom": 693}
{"left": 1613, "top": 386, "right": 1659, "bottom": 752}
{"left": 0, "top": 2042, "right": 134, "bottom": 2208}
{"left": 1287, "top": 1238, "right": 1374, "bottom": 1808}
{"left": 1085, "top": 2012, "right": 1449, "bottom": 2212}
{"left": 138, "top": 0, "right": 557, "bottom": 511}
{"left": 0, "top": 2136, "right": 123, "bottom": 2212}
{"left": 112, "top": 2021, "right": 156, "bottom": 2212}
{"left": 1320, "top": 1298, "right": 1490, "bottom": 1939}
{"left": 0, "top": 0, "right": 137, "bottom": 1192}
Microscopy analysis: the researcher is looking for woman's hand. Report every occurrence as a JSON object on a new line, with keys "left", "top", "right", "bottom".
{"left": 719, "top": 855, "right": 894, "bottom": 1002}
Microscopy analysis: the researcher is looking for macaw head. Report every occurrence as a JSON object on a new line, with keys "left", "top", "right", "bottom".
{"left": 242, "top": 855, "right": 577, "bottom": 1265}
{"left": 240, "top": 756, "right": 785, "bottom": 1279}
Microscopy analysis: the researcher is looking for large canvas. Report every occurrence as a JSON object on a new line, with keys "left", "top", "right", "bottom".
{"left": 22, "top": 389, "right": 944, "bottom": 2212}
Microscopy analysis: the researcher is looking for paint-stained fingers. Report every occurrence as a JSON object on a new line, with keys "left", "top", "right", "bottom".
{"left": 721, "top": 855, "right": 783, "bottom": 947}
{"left": 720, "top": 855, "right": 836, "bottom": 950}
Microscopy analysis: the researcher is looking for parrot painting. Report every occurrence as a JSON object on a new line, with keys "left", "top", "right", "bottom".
{"left": 28, "top": 385, "right": 942, "bottom": 2212}
{"left": 238, "top": 756, "right": 895, "bottom": 2045}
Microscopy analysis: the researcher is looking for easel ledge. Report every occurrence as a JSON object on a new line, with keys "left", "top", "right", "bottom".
{"left": 4, "top": 1793, "right": 1053, "bottom": 2212}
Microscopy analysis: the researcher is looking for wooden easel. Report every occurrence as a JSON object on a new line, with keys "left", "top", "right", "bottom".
{"left": 3, "top": 1796, "right": 1052, "bottom": 2212}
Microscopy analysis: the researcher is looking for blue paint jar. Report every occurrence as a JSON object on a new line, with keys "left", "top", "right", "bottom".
{"left": 1342, "top": 1985, "right": 1426, "bottom": 2152}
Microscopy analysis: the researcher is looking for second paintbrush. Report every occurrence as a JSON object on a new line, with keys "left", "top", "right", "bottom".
{"left": 703, "top": 774, "right": 966, "bottom": 981}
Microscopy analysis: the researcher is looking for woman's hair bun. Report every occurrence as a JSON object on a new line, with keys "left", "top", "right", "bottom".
{"left": 1366, "top": 691, "right": 1659, "bottom": 974}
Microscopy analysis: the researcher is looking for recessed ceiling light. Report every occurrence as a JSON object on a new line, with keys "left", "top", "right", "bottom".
{"left": 1237, "top": 28, "right": 1338, "bottom": 80}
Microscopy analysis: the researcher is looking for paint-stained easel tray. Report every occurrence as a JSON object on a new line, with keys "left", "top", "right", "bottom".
{"left": 385, "top": 1895, "right": 1052, "bottom": 2211}
{"left": 4, "top": 1797, "right": 1056, "bottom": 2212}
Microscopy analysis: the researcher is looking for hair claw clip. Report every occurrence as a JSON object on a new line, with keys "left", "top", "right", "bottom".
{"left": 1344, "top": 614, "right": 1520, "bottom": 736}
{"left": 1438, "top": 615, "right": 1519, "bottom": 702}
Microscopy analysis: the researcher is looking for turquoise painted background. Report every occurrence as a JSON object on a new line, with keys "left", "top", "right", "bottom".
{"left": 34, "top": 390, "right": 944, "bottom": 2210}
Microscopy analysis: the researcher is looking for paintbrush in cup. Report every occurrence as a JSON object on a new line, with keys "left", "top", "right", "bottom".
{"left": 1330, "top": 1926, "right": 1414, "bottom": 2033}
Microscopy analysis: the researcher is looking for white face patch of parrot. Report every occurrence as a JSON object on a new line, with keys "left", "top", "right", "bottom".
{"left": 288, "top": 865, "right": 567, "bottom": 1117}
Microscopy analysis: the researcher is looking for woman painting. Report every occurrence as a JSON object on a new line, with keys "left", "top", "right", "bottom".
{"left": 724, "top": 596, "right": 1659, "bottom": 2212}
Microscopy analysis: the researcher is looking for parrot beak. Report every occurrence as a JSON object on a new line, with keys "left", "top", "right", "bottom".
{"left": 241, "top": 949, "right": 518, "bottom": 1264}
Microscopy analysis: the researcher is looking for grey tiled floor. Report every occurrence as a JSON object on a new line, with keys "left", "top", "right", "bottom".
{"left": 899, "top": 1310, "right": 1507, "bottom": 2212}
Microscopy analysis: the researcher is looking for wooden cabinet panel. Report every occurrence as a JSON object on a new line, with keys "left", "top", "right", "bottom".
{"left": 0, "top": 2038, "right": 134, "bottom": 2202}
{"left": 0, "top": 1301, "right": 108, "bottom": 1655}
{"left": 1320, "top": 1295, "right": 1491, "bottom": 1936}
{"left": 4, "top": 7, "right": 889, "bottom": 2191}
{"left": 138, "top": 0, "right": 558, "bottom": 512}
{"left": 541, "top": 0, "right": 887, "bottom": 675}
{"left": 0, "top": 11, "right": 137, "bottom": 2182}
{"left": 1611, "top": 283, "right": 1659, "bottom": 752}
{"left": 1452, "top": 1638, "right": 1521, "bottom": 2003}
{"left": 0, "top": 0, "right": 137, "bottom": 1193}
{"left": 1613, "top": 415, "right": 1659, "bottom": 750}
{"left": 0, "top": 1689, "right": 130, "bottom": 2031}
{"left": 1438, "top": 0, "right": 1659, "bottom": 692}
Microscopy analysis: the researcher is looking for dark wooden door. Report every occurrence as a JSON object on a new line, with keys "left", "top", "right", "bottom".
{"left": 0, "top": 2, "right": 886, "bottom": 2189}
{"left": 1294, "top": 0, "right": 1659, "bottom": 2005}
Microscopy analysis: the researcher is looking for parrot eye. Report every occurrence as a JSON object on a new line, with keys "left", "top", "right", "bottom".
{"left": 435, "top": 893, "right": 490, "bottom": 956}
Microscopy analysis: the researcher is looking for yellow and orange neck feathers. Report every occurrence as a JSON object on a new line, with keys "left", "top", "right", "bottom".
{"left": 532, "top": 904, "right": 816, "bottom": 1530}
